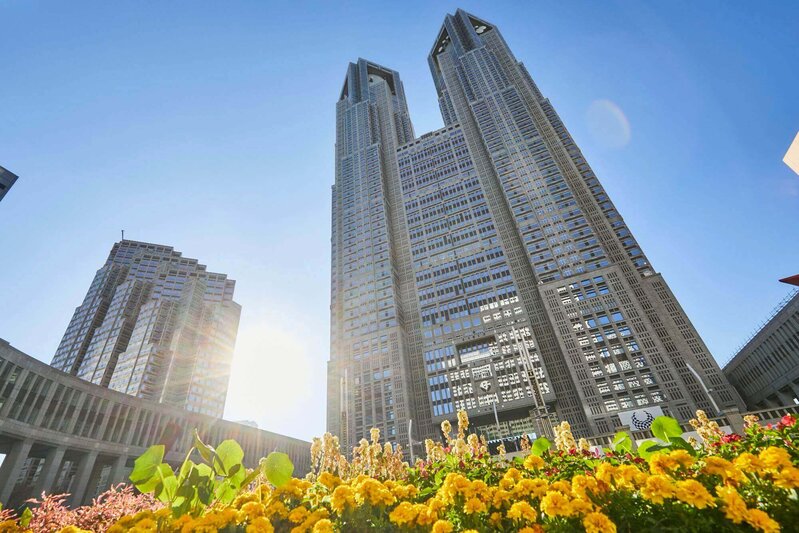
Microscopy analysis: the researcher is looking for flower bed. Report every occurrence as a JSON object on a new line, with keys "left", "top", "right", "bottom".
{"left": 1, "top": 411, "right": 796, "bottom": 532}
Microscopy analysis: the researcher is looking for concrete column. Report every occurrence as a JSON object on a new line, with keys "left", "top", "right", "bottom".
{"left": 67, "top": 450, "right": 98, "bottom": 507}
{"left": 725, "top": 407, "right": 745, "bottom": 434}
{"left": 0, "top": 439, "right": 33, "bottom": 505}
{"left": 108, "top": 454, "right": 130, "bottom": 487}
{"left": 0, "top": 369, "right": 29, "bottom": 419}
{"left": 32, "top": 382, "right": 59, "bottom": 427}
{"left": 31, "top": 446, "right": 66, "bottom": 499}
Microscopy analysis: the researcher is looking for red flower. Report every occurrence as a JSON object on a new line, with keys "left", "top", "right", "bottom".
{"left": 780, "top": 414, "right": 796, "bottom": 427}
{"left": 722, "top": 433, "right": 741, "bottom": 443}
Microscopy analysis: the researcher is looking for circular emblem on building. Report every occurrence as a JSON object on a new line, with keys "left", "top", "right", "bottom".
{"left": 631, "top": 410, "right": 656, "bottom": 430}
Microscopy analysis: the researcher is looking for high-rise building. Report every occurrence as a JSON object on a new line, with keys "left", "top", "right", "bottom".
{"left": 52, "top": 240, "right": 241, "bottom": 417}
{"left": 0, "top": 165, "right": 19, "bottom": 203}
{"left": 328, "top": 9, "right": 743, "bottom": 450}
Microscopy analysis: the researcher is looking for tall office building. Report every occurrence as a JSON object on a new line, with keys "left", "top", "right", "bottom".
{"left": 0, "top": 165, "right": 19, "bottom": 202}
{"left": 52, "top": 240, "right": 241, "bottom": 418}
{"left": 328, "top": 9, "right": 744, "bottom": 450}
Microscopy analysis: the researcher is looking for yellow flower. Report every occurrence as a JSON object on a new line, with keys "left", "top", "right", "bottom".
{"left": 668, "top": 449, "right": 695, "bottom": 469}
{"left": 318, "top": 471, "right": 341, "bottom": 490}
{"left": 541, "top": 491, "right": 573, "bottom": 517}
{"left": 288, "top": 506, "right": 309, "bottom": 524}
{"left": 744, "top": 509, "right": 780, "bottom": 533}
{"left": 432, "top": 520, "right": 454, "bottom": 533}
{"left": 512, "top": 478, "right": 548, "bottom": 499}
{"left": 641, "top": 474, "right": 674, "bottom": 504}
{"left": 759, "top": 446, "right": 792, "bottom": 470}
{"left": 464, "top": 497, "right": 486, "bottom": 514}
{"left": 524, "top": 454, "right": 545, "bottom": 470}
{"left": 312, "top": 519, "right": 334, "bottom": 533}
{"left": 649, "top": 452, "right": 677, "bottom": 475}
{"left": 674, "top": 479, "right": 714, "bottom": 509}
{"left": 595, "top": 463, "right": 615, "bottom": 485}
{"left": 776, "top": 466, "right": 799, "bottom": 489}
{"left": 330, "top": 485, "right": 355, "bottom": 514}
{"left": 550, "top": 480, "right": 572, "bottom": 494}
{"left": 246, "top": 517, "right": 275, "bottom": 533}
{"left": 489, "top": 512, "right": 503, "bottom": 526}
{"left": 702, "top": 456, "right": 739, "bottom": 481}
{"left": 733, "top": 452, "right": 763, "bottom": 472}
{"left": 240, "top": 501, "right": 266, "bottom": 521}
{"left": 518, "top": 527, "right": 544, "bottom": 533}
{"left": 507, "top": 501, "right": 538, "bottom": 522}
{"left": 583, "top": 511, "right": 617, "bottom": 533}
{"left": 717, "top": 486, "right": 748, "bottom": 524}
{"left": 389, "top": 502, "right": 417, "bottom": 526}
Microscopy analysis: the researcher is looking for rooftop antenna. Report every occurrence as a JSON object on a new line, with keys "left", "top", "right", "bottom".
{"left": 121, "top": 229, "right": 125, "bottom": 241}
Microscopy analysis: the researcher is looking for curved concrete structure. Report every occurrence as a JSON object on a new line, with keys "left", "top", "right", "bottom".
{"left": 0, "top": 339, "right": 310, "bottom": 508}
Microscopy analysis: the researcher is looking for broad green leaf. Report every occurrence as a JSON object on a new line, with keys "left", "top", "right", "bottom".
{"left": 637, "top": 440, "right": 659, "bottom": 460}
{"left": 612, "top": 431, "right": 632, "bottom": 454}
{"left": 155, "top": 472, "right": 178, "bottom": 504}
{"left": 263, "top": 451, "right": 294, "bottom": 488}
{"left": 178, "top": 459, "right": 195, "bottom": 485}
{"left": 194, "top": 429, "right": 216, "bottom": 464}
{"left": 531, "top": 437, "right": 551, "bottom": 457}
{"left": 20, "top": 507, "right": 32, "bottom": 527}
{"left": 129, "top": 445, "right": 165, "bottom": 486}
{"left": 668, "top": 436, "right": 697, "bottom": 455}
{"left": 651, "top": 416, "right": 683, "bottom": 443}
{"left": 214, "top": 439, "right": 244, "bottom": 476}
{"left": 137, "top": 463, "right": 174, "bottom": 494}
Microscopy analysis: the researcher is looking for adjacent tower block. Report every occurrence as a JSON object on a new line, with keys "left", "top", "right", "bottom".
{"left": 51, "top": 240, "right": 241, "bottom": 417}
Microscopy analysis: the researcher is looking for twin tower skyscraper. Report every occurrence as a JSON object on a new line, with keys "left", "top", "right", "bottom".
{"left": 328, "top": 10, "right": 743, "bottom": 450}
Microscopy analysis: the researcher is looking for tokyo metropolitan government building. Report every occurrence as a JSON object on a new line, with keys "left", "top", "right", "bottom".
{"left": 327, "top": 9, "right": 743, "bottom": 450}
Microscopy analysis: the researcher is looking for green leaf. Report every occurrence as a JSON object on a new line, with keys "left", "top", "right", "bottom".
{"left": 155, "top": 472, "right": 178, "bottom": 504}
{"left": 194, "top": 429, "right": 216, "bottom": 464}
{"left": 213, "top": 439, "right": 244, "bottom": 477}
{"left": 612, "top": 431, "right": 632, "bottom": 453}
{"left": 19, "top": 507, "right": 32, "bottom": 527}
{"left": 138, "top": 463, "right": 174, "bottom": 494}
{"left": 651, "top": 416, "right": 683, "bottom": 443}
{"left": 129, "top": 445, "right": 165, "bottom": 487}
{"left": 262, "top": 451, "right": 294, "bottom": 488}
{"left": 668, "top": 436, "right": 697, "bottom": 456}
{"left": 531, "top": 437, "right": 551, "bottom": 457}
{"left": 637, "top": 440, "right": 659, "bottom": 460}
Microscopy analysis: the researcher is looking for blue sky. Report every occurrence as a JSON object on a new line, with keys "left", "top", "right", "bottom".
{"left": 1, "top": 1, "right": 797, "bottom": 441}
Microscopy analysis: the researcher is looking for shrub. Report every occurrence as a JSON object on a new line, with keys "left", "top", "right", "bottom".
{"left": 1, "top": 411, "right": 796, "bottom": 532}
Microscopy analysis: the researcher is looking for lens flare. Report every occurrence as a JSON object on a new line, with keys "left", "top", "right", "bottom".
{"left": 586, "top": 99, "right": 631, "bottom": 148}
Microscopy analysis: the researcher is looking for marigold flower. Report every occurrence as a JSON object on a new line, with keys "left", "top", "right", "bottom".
{"left": 245, "top": 517, "right": 274, "bottom": 533}
{"left": 507, "top": 501, "right": 538, "bottom": 522}
{"left": 431, "top": 519, "right": 455, "bottom": 533}
{"left": 240, "top": 501, "right": 266, "bottom": 521}
{"left": 674, "top": 479, "right": 714, "bottom": 509}
{"left": 524, "top": 454, "right": 545, "bottom": 470}
{"left": 745, "top": 509, "right": 780, "bottom": 533}
{"left": 389, "top": 502, "right": 417, "bottom": 526}
{"left": 583, "top": 511, "right": 617, "bottom": 533}
{"left": 776, "top": 466, "right": 799, "bottom": 489}
{"left": 759, "top": 446, "right": 792, "bottom": 470}
{"left": 330, "top": 485, "right": 355, "bottom": 514}
{"left": 541, "top": 490, "right": 573, "bottom": 517}
{"left": 464, "top": 497, "right": 486, "bottom": 515}
{"left": 716, "top": 486, "right": 748, "bottom": 524}
{"left": 311, "top": 519, "right": 334, "bottom": 533}
{"left": 641, "top": 475, "right": 674, "bottom": 504}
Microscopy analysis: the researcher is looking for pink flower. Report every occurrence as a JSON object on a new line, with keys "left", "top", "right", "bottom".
{"left": 780, "top": 414, "right": 796, "bottom": 427}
